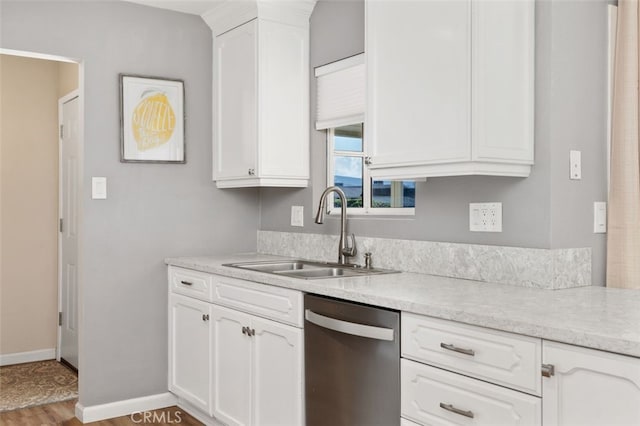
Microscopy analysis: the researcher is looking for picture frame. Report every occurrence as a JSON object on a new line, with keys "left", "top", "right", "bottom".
{"left": 120, "top": 74, "right": 185, "bottom": 163}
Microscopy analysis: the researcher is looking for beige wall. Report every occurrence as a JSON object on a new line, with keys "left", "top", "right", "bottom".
{"left": 58, "top": 61, "right": 79, "bottom": 98}
{"left": 0, "top": 54, "right": 77, "bottom": 356}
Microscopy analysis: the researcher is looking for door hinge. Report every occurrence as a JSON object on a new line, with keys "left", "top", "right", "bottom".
{"left": 58, "top": 312, "right": 63, "bottom": 326}
{"left": 541, "top": 363, "right": 555, "bottom": 377}
{"left": 60, "top": 124, "right": 64, "bottom": 139}
{"left": 59, "top": 218, "right": 64, "bottom": 233}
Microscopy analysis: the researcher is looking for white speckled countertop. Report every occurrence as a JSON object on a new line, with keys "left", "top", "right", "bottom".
{"left": 166, "top": 253, "right": 640, "bottom": 358}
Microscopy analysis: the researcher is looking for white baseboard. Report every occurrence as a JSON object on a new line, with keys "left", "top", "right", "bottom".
{"left": 0, "top": 348, "right": 56, "bottom": 366}
{"left": 75, "top": 392, "right": 177, "bottom": 423}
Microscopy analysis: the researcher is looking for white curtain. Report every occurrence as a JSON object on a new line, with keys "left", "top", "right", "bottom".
{"left": 607, "top": 0, "right": 640, "bottom": 288}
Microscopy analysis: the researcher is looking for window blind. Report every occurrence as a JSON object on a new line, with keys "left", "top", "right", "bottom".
{"left": 315, "top": 53, "right": 365, "bottom": 130}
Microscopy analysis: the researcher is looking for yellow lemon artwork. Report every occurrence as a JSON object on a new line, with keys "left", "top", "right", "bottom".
{"left": 131, "top": 90, "right": 176, "bottom": 151}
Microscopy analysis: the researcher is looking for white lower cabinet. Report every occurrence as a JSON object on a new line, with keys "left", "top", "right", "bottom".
{"left": 212, "top": 305, "right": 303, "bottom": 426}
{"left": 211, "top": 306, "right": 253, "bottom": 425}
{"left": 168, "top": 266, "right": 304, "bottom": 426}
{"left": 402, "top": 358, "right": 541, "bottom": 425}
{"left": 251, "top": 316, "right": 304, "bottom": 426}
{"left": 542, "top": 341, "right": 640, "bottom": 426}
{"left": 401, "top": 417, "right": 422, "bottom": 426}
{"left": 168, "top": 293, "right": 214, "bottom": 415}
{"left": 401, "top": 312, "right": 542, "bottom": 426}
{"left": 401, "top": 312, "right": 640, "bottom": 426}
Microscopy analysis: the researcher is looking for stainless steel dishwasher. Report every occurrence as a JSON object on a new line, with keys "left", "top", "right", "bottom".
{"left": 304, "top": 294, "right": 400, "bottom": 426}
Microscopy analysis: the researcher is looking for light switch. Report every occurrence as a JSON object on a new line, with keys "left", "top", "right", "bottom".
{"left": 92, "top": 177, "right": 107, "bottom": 199}
{"left": 594, "top": 201, "right": 607, "bottom": 233}
{"left": 291, "top": 205, "right": 304, "bottom": 227}
{"left": 570, "top": 150, "right": 582, "bottom": 180}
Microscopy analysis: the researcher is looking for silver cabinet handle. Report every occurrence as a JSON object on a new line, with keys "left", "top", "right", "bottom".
{"left": 440, "top": 403, "right": 474, "bottom": 418}
{"left": 202, "top": 314, "right": 209, "bottom": 321}
{"left": 541, "top": 364, "right": 555, "bottom": 377}
{"left": 305, "top": 309, "right": 394, "bottom": 341}
{"left": 180, "top": 280, "right": 193, "bottom": 286}
{"left": 248, "top": 168, "right": 255, "bottom": 176}
{"left": 440, "top": 342, "right": 475, "bottom": 356}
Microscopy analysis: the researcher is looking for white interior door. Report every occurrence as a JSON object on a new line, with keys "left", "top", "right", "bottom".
{"left": 58, "top": 92, "right": 79, "bottom": 369}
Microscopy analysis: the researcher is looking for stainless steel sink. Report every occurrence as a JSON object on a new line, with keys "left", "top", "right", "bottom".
{"left": 232, "top": 261, "right": 312, "bottom": 273}
{"left": 223, "top": 260, "right": 398, "bottom": 280}
{"left": 279, "top": 267, "right": 359, "bottom": 279}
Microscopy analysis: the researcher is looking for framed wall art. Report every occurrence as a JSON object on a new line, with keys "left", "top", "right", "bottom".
{"left": 120, "top": 74, "right": 185, "bottom": 163}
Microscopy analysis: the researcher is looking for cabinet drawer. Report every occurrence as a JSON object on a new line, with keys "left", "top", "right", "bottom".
{"left": 402, "top": 359, "right": 541, "bottom": 426}
{"left": 169, "top": 267, "right": 213, "bottom": 302}
{"left": 402, "top": 313, "right": 541, "bottom": 395}
{"left": 212, "top": 274, "right": 303, "bottom": 327}
{"left": 401, "top": 417, "right": 422, "bottom": 426}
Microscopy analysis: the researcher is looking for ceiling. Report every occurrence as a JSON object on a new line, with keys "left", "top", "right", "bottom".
{"left": 124, "top": 0, "right": 221, "bottom": 15}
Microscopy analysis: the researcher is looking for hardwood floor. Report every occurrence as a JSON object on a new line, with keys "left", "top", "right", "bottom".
{"left": 0, "top": 400, "right": 203, "bottom": 425}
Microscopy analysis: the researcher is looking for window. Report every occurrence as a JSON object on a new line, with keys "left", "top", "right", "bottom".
{"left": 314, "top": 54, "right": 416, "bottom": 215}
{"left": 327, "top": 123, "right": 415, "bottom": 215}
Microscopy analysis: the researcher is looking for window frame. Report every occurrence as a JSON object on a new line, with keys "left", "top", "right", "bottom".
{"left": 326, "top": 125, "right": 416, "bottom": 216}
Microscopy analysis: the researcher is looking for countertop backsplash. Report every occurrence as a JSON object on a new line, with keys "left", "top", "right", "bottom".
{"left": 257, "top": 230, "right": 591, "bottom": 290}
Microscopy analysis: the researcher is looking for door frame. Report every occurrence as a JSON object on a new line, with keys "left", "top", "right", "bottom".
{"left": 0, "top": 48, "right": 84, "bottom": 374}
{"left": 57, "top": 89, "right": 80, "bottom": 363}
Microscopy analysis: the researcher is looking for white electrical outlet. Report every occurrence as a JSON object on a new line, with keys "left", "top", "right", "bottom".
{"left": 291, "top": 206, "right": 304, "bottom": 227}
{"left": 470, "top": 202, "right": 502, "bottom": 232}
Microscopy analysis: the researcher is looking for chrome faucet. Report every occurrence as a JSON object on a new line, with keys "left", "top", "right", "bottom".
{"left": 315, "top": 186, "right": 357, "bottom": 265}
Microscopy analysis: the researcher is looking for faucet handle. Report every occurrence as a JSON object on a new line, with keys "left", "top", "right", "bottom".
{"left": 342, "top": 233, "right": 357, "bottom": 258}
{"left": 364, "top": 252, "right": 372, "bottom": 269}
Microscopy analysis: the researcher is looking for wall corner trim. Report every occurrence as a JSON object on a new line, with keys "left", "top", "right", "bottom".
{"left": 0, "top": 348, "right": 56, "bottom": 366}
{"left": 76, "top": 392, "right": 177, "bottom": 423}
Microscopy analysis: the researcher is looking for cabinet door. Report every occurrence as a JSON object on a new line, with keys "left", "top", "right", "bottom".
{"left": 367, "top": 0, "right": 470, "bottom": 170}
{"left": 258, "top": 19, "right": 309, "bottom": 180}
{"left": 543, "top": 341, "right": 640, "bottom": 426}
{"left": 212, "top": 305, "right": 253, "bottom": 426}
{"left": 252, "top": 316, "right": 303, "bottom": 426}
{"left": 472, "top": 0, "right": 534, "bottom": 164}
{"left": 168, "top": 294, "right": 213, "bottom": 415}
{"left": 213, "top": 19, "right": 257, "bottom": 181}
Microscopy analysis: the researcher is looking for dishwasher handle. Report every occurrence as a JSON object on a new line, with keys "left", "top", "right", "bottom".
{"left": 305, "top": 309, "right": 395, "bottom": 341}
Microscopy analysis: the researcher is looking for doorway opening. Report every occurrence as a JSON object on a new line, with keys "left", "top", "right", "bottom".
{"left": 0, "top": 49, "right": 84, "bottom": 412}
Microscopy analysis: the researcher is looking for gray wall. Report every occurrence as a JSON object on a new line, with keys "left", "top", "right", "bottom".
{"left": 259, "top": 0, "right": 611, "bottom": 285}
{"left": 1, "top": 1, "right": 259, "bottom": 406}
{"left": 546, "top": 0, "right": 610, "bottom": 281}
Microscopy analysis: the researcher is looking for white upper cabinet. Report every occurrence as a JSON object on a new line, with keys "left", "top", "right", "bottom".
{"left": 205, "top": 0, "right": 316, "bottom": 188}
{"left": 366, "top": 0, "right": 535, "bottom": 180}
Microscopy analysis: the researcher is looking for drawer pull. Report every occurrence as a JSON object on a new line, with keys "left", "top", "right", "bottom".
{"left": 439, "top": 403, "right": 474, "bottom": 419}
{"left": 180, "top": 280, "right": 193, "bottom": 286}
{"left": 440, "top": 342, "right": 475, "bottom": 356}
